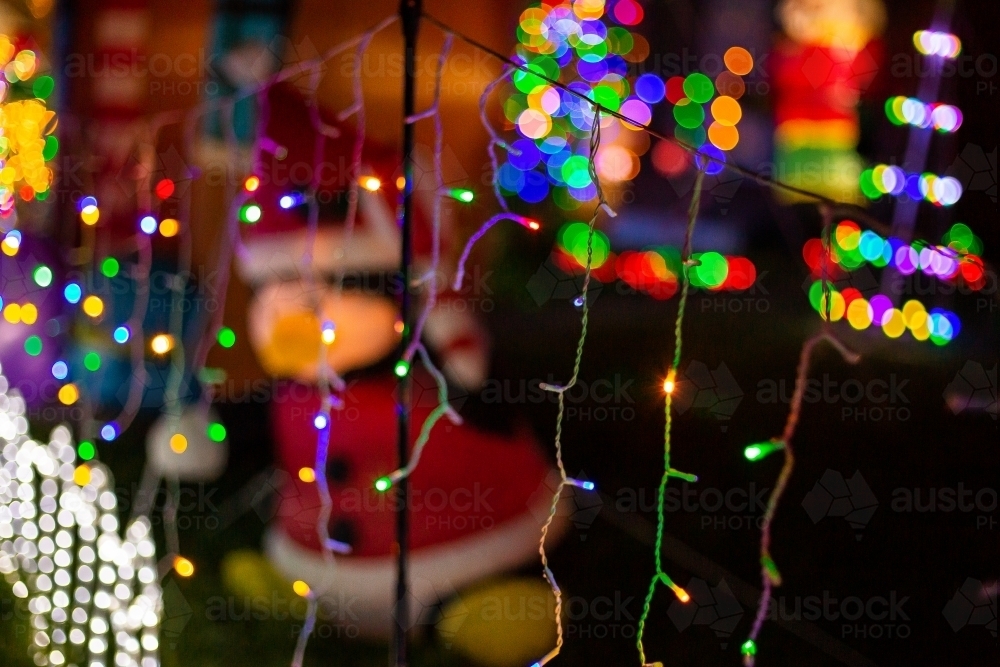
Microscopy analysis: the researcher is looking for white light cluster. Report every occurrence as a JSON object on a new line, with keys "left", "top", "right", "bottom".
{"left": 0, "top": 365, "right": 162, "bottom": 667}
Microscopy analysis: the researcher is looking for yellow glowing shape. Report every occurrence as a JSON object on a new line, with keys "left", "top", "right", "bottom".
{"left": 396, "top": 176, "right": 406, "bottom": 190}
{"left": 901, "top": 299, "right": 925, "bottom": 327}
{"left": 292, "top": 580, "right": 311, "bottom": 597}
{"left": 80, "top": 207, "right": 100, "bottom": 225}
{"left": 910, "top": 312, "right": 930, "bottom": 340}
{"left": 174, "top": 556, "right": 195, "bottom": 577}
{"left": 708, "top": 122, "right": 739, "bottom": 151}
{"left": 58, "top": 383, "right": 79, "bottom": 405}
{"left": 663, "top": 370, "right": 676, "bottom": 395}
{"left": 1, "top": 238, "right": 17, "bottom": 256}
{"left": 20, "top": 303, "right": 37, "bottom": 324}
{"left": 723, "top": 46, "right": 754, "bottom": 76}
{"left": 82, "top": 295, "right": 104, "bottom": 318}
{"left": 159, "top": 218, "right": 179, "bottom": 237}
{"left": 321, "top": 328, "right": 336, "bottom": 345}
{"left": 846, "top": 298, "right": 872, "bottom": 330}
{"left": 882, "top": 309, "right": 906, "bottom": 338}
{"left": 151, "top": 334, "right": 175, "bottom": 355}
{"left": 819, "top": 291, "right": 846, "bottom": 321}
{"left": 3, "top": 303, "right": 20, "bottom": 323}
{"left": 244, "top": 175, "right": 260, "bottom": 192}
{"left": 710, "top": 96, "right": 742, "bottom": 126}
{"left": 73, "top": 464, "right": 91, "bottom": 487}
{"left": 361, "top": 176, "right": 381, "bottom": 192}
{"left": 169, "top": 434, "right": 188, "bottom": 454}
{"left": 298, "top": 467, "right": 316, "bottom": 483}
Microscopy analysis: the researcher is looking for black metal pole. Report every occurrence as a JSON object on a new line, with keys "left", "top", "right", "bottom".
{"left": 395, "top": 1, "right": 421, "bottom": 665}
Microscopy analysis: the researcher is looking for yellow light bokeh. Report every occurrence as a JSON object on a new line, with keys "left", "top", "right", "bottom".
{"left": 361, "top": 176, "right": 381, "bottom": 192}
{"left": 82, "top": 295, "right": 104, "bottom": 318}
{"left": 80, "top": 207, "right": 100, "bottom": 225}
{"left": 292, "top": 580, "right": 311, "bottom": 597}
{"left": 19, "top": 303, "right": 37, "bottom": 324}
{"left": 298, "top": 467, "right": 316, "bottom": 483}
{"left": 151, "top": 334, "right": 175, "bottom": 355}
{"left": 169, "top": 433, "right": 188, "bottom": 454}
{"left": 73, "top": 464, "right": 91, "bottom": 487}
{"left": 846, "top": 298, "right": 873, "bottom": 330}
{"left": 174, "top": 556, "right": 195, "bottom": 577}
{"left": 58, "top": 383, "right": 79, "bottom": 405}
{"left": 3, "top": 303, "right": 20, "bottom": 323}
{"left": 159, "top": 218, "right": 179, "bottom": 238}
{"left": 882, "top": 309, "right": 906, "bottom": 338}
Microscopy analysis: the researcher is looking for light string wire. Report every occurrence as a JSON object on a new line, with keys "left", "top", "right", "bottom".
{"left": 742, "top": 328, "right": 861, "bottom": 665}
{"left": 742, "top": 204, "right": 861, "bottom": 664}
{"left": 532, "top": 111, "right": 613, "bottom": 667}
{"left": 291, "top": 23, "right": 391, "bottom": 667}
{"left": 636, "top": 166, "right": 705, "bottom": 667}
{"left": 382, "top": 33, "right": 465, "bottom": 488}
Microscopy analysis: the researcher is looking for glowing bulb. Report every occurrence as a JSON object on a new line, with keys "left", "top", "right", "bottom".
{"left": 244, "top": 175, "right": 260, "bottom": 192}
{"left": 100, "top": 422, "right": 119, "bottom": 441}
{"left": 396, "top": 176, "right": 406, "bottom": 190}
{"left": 741, "top": 639, "right": 757, "bottom": 657}
{"left": 173, "top": 556, "right": 195, "bottom": 578}
{"left": 82, "top": 295, "right": 104, "bottom": 318}
{"left": 74, "top": 465, "right": 91, "bottom": 487}
{"left": 744, "top": 441, "right": 784, "bottom": 461}
{"left": 100, "top": 257, "right": 119, "bottom": 278}
{"left": 159, "top": 218, "right": 179, "bottom": 237}
{"left": 113, "top": 326, "right": 131, "bottom": 344}
{"left": 394, "top": 360, "right": 410, "bottom": 378}
{"left": 24, "top": 336, "right": 43, "bottom": 356}
{"left": 64, "top": 283, "right": 82, "bottom": 303}
{"left": 663, "top": 371, "right": 676, "bottom": 394}
{"left": 58, "top": 384, "right": 79, "bottom": 405}
{"left": 313, "top": 413, "right": 329, "bottom": 430}
{"left": 51, "top": 361, "right": 68, "bottom": 379}
{"left": 206, "top": 422, "right": 227, "bottom": 442}
{"left": 279, "top": 192, "right": 305, "bottom": 209}
{"left": 151, "top": 334, "right": 175, "bottom": 355}
{"left": 361, "top": 176, "right": 381, "bottom": 191}
{"left": 239, "top": 203, "right": 262, "bottom": 224}
{"left": 298, "top": 467, "right": 316, "bottom": 483}
{"left": 155, "top": 178, "right": 175, "bottom": 199}
{"left": 33, "top": 264, "right": 53, "bottom": 287}
{"left": 78, "top": 441, "right": 96, "bottom": 461}
{"left": 449, "top": 188, "right": 475, "bottom": 203}
{"left": 217, "top": 326, "right": 236, "bottom": 348}
{"left": 375, "top": 476, "right": 392, "bottom": 492}
{"left": 83, "top": 352, "right": 101, "bottom": 371}
{"left": 292, "top": 580, "right": 311, "bottom": 597}
{"left": 321, "top": 321, "right": 336, "bottom": 345}
{"left": 169, "top": 434, "right": 188, "bottom": 454}
{"left": 80, "top": 206, "right": 100, "bottom": 225}
{"left": 139, "top": 215, "right": 158, "bottom": 234}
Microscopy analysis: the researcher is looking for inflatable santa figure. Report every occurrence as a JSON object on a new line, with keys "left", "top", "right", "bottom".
{"left": 236, "top": 81, "right": 566, "bottom": 638}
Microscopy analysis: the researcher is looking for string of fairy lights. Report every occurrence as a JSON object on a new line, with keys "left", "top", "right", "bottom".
{"left": 0, "top": 3, "right": 987, "bottom": 667}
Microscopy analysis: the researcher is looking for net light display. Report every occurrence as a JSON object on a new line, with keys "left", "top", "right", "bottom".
{"left": 859, "top": 164, "right": 962, "bottom": 205}
{"left": 497, "top": 0, "right": 651, "bottom": 208}
{"left": 885, "top": 96, "right": 962, "bottom": 132}
{"left": 0, "top": 34, "right": 58, "bottom": 212}
{"left": 912, "top": 29, "right": 961, "bottom": 58}
{"left": 0, "top": 375, "right": 163, "bottom": 667}
{"left": 664, "top": 46, "right": 753, "bottom": 166}
{"left": 800, "top": 220, "right": 981, "bottom": 345}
